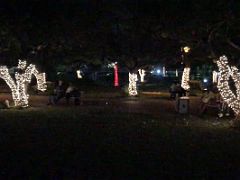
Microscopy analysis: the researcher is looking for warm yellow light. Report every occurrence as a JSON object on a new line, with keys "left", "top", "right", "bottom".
{"left": 183, "top": 46, "right": 190, "bottom": 53}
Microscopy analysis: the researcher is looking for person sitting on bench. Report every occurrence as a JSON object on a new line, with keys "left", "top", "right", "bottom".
{"left": 199, "top": 87, "right": 220, "bottom": 115}
{"left": 65, "top": 83, "right": 81, "bottom": 105}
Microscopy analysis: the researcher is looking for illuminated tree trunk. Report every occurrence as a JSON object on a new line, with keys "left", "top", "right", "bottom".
{"left": 216, "top": 55, "right": 240, "bottom": 116}
{"left": 128, "top": 73, "right": 138, "bottom": 96}
{"left": 181, "top": 67, "right": 191, "bottom": 91}
{"left": 114, "top": 64, "right": 119, "bottom": 87}
{"left": 212, "top": 70, "right": 218, "bottom": 83}
{"left": 0, "top": 60, "right": 46, "bottom": 107}
{"left": 138, "top": 69, "right": 145, "bottom": 82}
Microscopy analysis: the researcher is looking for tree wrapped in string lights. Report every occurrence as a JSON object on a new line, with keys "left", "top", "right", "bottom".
{"left": 128, "top": 73, "right": 138, "bottom": 96}
{"left": 0, "top": 60, "right": 47, "bottom": 107}
{"left": 138, "top": 69, "right": 145, "bottom": 82}
{"left": 216, "top": 55, "right": 240, "bottom": 116}
{"left": 181, "top": 67, "right": 190, "bottom": 91}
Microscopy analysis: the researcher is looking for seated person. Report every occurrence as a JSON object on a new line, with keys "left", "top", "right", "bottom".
{"left": 175, "top": 83, "right": 185, "bottom": 98}
{"left": 199, "top": 88, "right": 220, "bottom": 115}
{"left": 48, "top": 80, "right": 65, "bottom": 105}
{"left": 0, "top": 100, "right": 10, "bottom": 109}
{"left": 65, "top": 83, "right": 74, "bottom": 104}
{"left": 72, "top": 88, "right": 81, "bottom": 106}
{"left": 169, "top": 82, "right": 177, "bottom": 99}
{"left": 65, "top": 83, "right": 81, "bottom": 106}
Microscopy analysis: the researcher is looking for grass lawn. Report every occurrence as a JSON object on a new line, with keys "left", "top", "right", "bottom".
{"left": 0, "top": 105, "right": 240, "bottom": 179}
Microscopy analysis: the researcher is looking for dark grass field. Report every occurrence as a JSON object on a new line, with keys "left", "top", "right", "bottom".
{"left": 0, "top": 94, "right": 240, "bottom": 179}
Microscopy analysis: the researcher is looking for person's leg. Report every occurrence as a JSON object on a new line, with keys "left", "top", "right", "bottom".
{"left": 199, "top": 103, "right": 207, "bottom": 115}
{"left": 55, "top": 93, "right": 65, "bottom": 104}
{"left": 74, "top": 97, "right": 80, "bottom": 105}
{"left": 65, "top": 93, "right": 71, "bottom": 104}
{"left": 48, "top": 95, "right": 55, "bottom": 105}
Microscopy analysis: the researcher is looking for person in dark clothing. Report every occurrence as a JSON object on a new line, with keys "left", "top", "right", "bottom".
{"left": 65, "top": 83, "right": 81, "bottom": 106}
{"left": 48, "top": 80, "right": 65, "bottom": 105}
{"left": 169, "top": 82, "right": 177, "bottom": 99}
{"left": 65, "top": 83, "right": 74, "bottom": 105}
{"left": 72, "top": 88, "right": 81, "bottom": 106}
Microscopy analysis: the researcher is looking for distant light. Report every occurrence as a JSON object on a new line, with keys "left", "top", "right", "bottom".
{"left": 157, "top": 69, "right": 161, "bottom": 74}
{"left": 76, "top": 70, "right": 82, "bottom": 79}
{"left": 183, "top": 46, "right": 191, "bottom": 53}
{"left": 150, "top": 71, "right": 154, "bottom": 74}
{"left": 203, "top": 78, "right": 208, "bottom": 83}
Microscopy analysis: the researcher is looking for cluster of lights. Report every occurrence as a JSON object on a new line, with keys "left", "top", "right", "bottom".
{"left": 0, "top": 60, "right": 46, "bottom": 107}
{"left": 216, "top": 55, "right": 240, "bottom": 115}
{"left": 181, "top": 67, "right": 190, "bottom": 90}
{"left": 128, "top": 73, "right": 138, "bottom": 96}
{"left": 138, "top": 69, "right": 145, "bottom": 82}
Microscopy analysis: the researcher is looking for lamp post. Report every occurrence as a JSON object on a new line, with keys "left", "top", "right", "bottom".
{"left": 181, "top": 46, "right": 191, "bottom": 64}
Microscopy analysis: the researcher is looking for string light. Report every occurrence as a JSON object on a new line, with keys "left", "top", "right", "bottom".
{"left": 76, "top": 70, "right": 82, "bottom": 79}
{"left": 212, "top": 70, "right": 219, "bottom": 83}
{"left": 0, "top": 66, "right": 19, "bottom": 105}
{"left": 176, "top": 69, "right": 178, "bottom": 77}
{"left": 138, "top": 69, "right": 145, "bottom": 82}
{"left": 181, "top": 67, "right": 190, "bottom": 90}
{"left": 163, "top": 66, "right": 166, "bottom": 77}
{"left": 216, "top": 55, "right": 240, "bottom": 115}
{"left": 128, "top": 73, "right": 138, "bottom": 96}
{"left": 0, "top": 60, "right": 47, "bottom": 107}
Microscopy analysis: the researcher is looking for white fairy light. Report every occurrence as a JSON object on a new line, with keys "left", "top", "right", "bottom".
{"left": 176, "top": 69, "right": 178, "bottom": 77}
{"left": 0, "top": 66, "right": 19, "bottom": 105}
{"left": 18, "top": 59, "right": 27, "bottom": 70}
{"left": 212, "top": 70, "right": 219, "bottom": 83}
{"left": 0, "top": 60, "right": 47, "bottom": 107}
{"left": 181, "top": 67, "right": 190, "bottom": 90}
{"left": 138, "top": 69, "right": 146, "bottom": 82}
{"left": 216, "top": 55, "right": 240, "bottom": 115}
{"left": 163, "top": 66, "right": 166, "bottom": 77}
{"left": 128, "top": 73, "right": 138, "bottom": 96}
{"left": 76, "top": 70, "right": 82, "bottom": 79}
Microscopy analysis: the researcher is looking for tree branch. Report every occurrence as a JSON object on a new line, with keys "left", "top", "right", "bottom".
{"left": 208, "top": 21, "right": 226, "bottom": 58}
{"left": 227, "top": 38, "right": 240, "bottom": 51}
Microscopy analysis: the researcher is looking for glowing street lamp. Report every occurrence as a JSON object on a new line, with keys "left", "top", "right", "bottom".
{"left": 183, "top": 46, "right": 191, "bottom": 53}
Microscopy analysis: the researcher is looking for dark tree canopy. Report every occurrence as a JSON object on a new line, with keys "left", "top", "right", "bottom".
{"left": 0, "top": 0, "right": 239, "bottom": 72}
